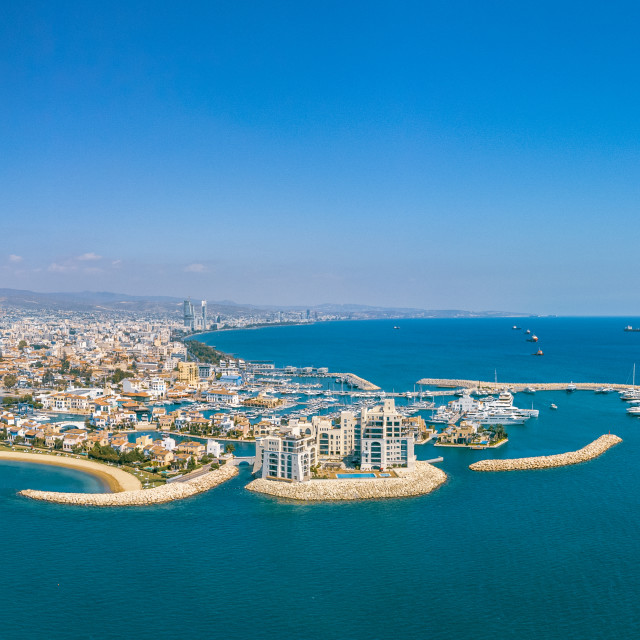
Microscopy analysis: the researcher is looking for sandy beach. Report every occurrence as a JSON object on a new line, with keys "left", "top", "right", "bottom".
{"left": 0, "top": 451, "right": 142, "bottom": 492}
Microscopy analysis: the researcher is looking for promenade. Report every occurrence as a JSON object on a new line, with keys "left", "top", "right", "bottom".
{"left": 0, "top": 450, "right": 141, "bottom": 492}
{"left": 469, "top": 434, "right": 622, "bottom": 472}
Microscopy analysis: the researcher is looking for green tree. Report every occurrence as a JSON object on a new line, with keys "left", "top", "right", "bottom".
{"left": 60, "top": 356, "right": 70, "bottom": 374}
{"left": 54, "top": 439, "right": 63, "bottom": 450}
{"left": 3, "top": 374, "right": 17, "bottom": 389}
{"left": 112, "top": 368, "right": 134, "bottom": 384}
{"left": 225, "top": 443, "right": 235, "bottom": 455}
{"left": 18, "top": 340, "right": 27, "bottom": 351}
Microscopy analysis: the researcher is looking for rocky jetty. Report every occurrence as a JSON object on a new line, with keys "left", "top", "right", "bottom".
{"left": 417, "top": 378, "right": 632, "bottom": 392}
{"left": 333, "top": 372, "right": 380, "bottom": 391}
{"left": 246, "top": 461, "right": 446, "bottom": 501}
{"left": 469, "top": 434, "right": 622, "bottom": 472}
{"left": 20, "top": 463, "right": 238, "bottom": 506}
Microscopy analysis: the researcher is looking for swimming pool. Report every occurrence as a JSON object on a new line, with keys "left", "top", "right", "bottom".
{"left": 336, "top": 473, "right": 376, "bottom": 479}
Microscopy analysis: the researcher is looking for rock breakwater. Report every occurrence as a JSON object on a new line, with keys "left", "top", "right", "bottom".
{"left": 469, "top": 434, "right": 622, "bottom": 472}
{"left": 20, "top": 463, "right": 238, "bottom": 506}
{"left": 246, "top": 461, "right": 446, "bottom": 501}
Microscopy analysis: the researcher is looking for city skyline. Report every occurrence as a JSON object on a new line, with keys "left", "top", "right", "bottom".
{"left": 3, "top": 2, "right": 640, "bottom": 315}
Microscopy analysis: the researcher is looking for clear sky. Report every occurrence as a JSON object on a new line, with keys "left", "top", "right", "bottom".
{"left": 1, "top": 1, "right": 639, "bottom": 314}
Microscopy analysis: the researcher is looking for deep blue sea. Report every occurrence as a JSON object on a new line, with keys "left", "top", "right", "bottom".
{"left": 2, "top": 318, "right": 640, "bottom": 640}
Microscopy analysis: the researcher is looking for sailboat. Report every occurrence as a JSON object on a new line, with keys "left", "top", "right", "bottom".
{"left": 620, "top": 364, "right": 640, "bottom": 400}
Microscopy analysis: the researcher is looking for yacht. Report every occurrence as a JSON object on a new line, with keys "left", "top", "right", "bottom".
{"left": 626, "top": 406, "right": 640, "bottom": 415}
{"left": 470, "top": 412, "right": 527, "bottom": 426}
{"left": 595, "top": 387, "right": 615, "bottom": 394}
{"left": 550, "top": 403, "right": 558, "bottom": 410}
{"left": 566, "top": 382, "right": 577, "bottom": 392}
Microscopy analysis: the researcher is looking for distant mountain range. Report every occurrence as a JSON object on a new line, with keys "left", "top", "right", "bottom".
{"left": 0, "top": 288, "right": 529, "bottom": 318}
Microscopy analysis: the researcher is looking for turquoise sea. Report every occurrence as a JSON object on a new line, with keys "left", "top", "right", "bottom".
{"left": 2, "top": 318, "right": 640, "bottom": 639}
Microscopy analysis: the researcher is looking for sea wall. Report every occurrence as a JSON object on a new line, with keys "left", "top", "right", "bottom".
{"left": 417, "top": 378, "right": 632, "bottom": 391}
{"left": 246, "top": 461, "right": 446, "bottom": 501}
{"left": 333, "top": 372, "right": 380, "bottom": 391}
{"left": 20, "top": 463, "right": 238, "bottom": 506}
{"left": 469, "top": 434, "right": 622, "bottom": 472}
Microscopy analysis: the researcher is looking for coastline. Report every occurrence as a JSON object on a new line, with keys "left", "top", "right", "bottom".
{"left": 0, "top": 451, "right": 142, "bottom": 492}
{"left": 246, "top": 461, "right": 446, "bottom": 501}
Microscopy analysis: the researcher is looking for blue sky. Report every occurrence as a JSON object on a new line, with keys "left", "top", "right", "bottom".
{"left": 1, "top": 1, "right": 639, "bottom": 314}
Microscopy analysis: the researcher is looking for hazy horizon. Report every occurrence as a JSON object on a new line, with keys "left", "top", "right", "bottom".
{"left": 2, "top": 2, "right": 639, "bottom": 315}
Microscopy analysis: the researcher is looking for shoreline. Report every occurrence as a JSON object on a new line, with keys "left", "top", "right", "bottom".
{"left": 0, "top": 451, "right": 142, "bottom": 492}
{"left": 469, "top": 434, "right": 622, "bottom": 472}
{"left": 245, "top": 461, "right": 446, "bottom": 502}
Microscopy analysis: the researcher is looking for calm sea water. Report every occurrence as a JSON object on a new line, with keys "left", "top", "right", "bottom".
{"left": 2, "top": 318, "right": 639, "bottom": 640}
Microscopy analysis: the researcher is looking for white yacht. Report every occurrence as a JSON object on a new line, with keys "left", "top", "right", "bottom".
{"left": 566, "top": 382, "right": 577, "bottom": 392}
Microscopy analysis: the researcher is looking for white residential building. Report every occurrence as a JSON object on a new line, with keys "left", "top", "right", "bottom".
{"left": 312, "top": 411, "right": 358, "bottom": 459}
{"left": 360, "top": 399, "right": 416, "bottom": 471}
{"left": 206, "top": 439, "right": 222, "bottom": 457}
{"left": 253, "top": 423, "right": 317, "bottom": 482}
{"left": 205, "top": 388, "right": 239, "bottom": 406}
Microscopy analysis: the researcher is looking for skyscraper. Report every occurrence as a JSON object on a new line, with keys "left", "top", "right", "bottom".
{"left": 183, "top": 299, "right": 195, "bottom": 330}
{"left": 201, "top": 300, "right": 207, "bottom": 330}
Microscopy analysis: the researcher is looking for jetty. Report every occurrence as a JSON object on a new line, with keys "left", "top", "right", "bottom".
{"left": 246, "top": 461, "right": 446, "bottom": 501}
{"left": 417, "top": 378, "right": 635, "bottom": 393}
{"left": 469, "top": 434, "right": 622, "bottom": 472}
{"left": 20, "top": 462, "right": 238, "bottom": 506}
{"left": 333, "top": 372, "right": 380, "bottom": 391}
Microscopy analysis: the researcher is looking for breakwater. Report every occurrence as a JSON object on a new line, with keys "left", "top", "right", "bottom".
{"left": 20, "top": 462, "right": 238, "bottom": 506}
{"left": 333, "top": 372, "right": 380, "bottom": 391}
{"left": 417, "top": 378, "right": 632, "bottom": 392}
{"left": 246, "top": 461, "right": 446, "bottom": 501}
{"left": 469, "top": 434, "right": 622, "bottom": 472}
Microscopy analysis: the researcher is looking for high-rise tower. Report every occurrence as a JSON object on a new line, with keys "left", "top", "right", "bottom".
{"left": 183, "top": 299, "right": 195, "bottom": 330}
{"left": 201, "top": 300, "right": 207, "bottom": 329}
